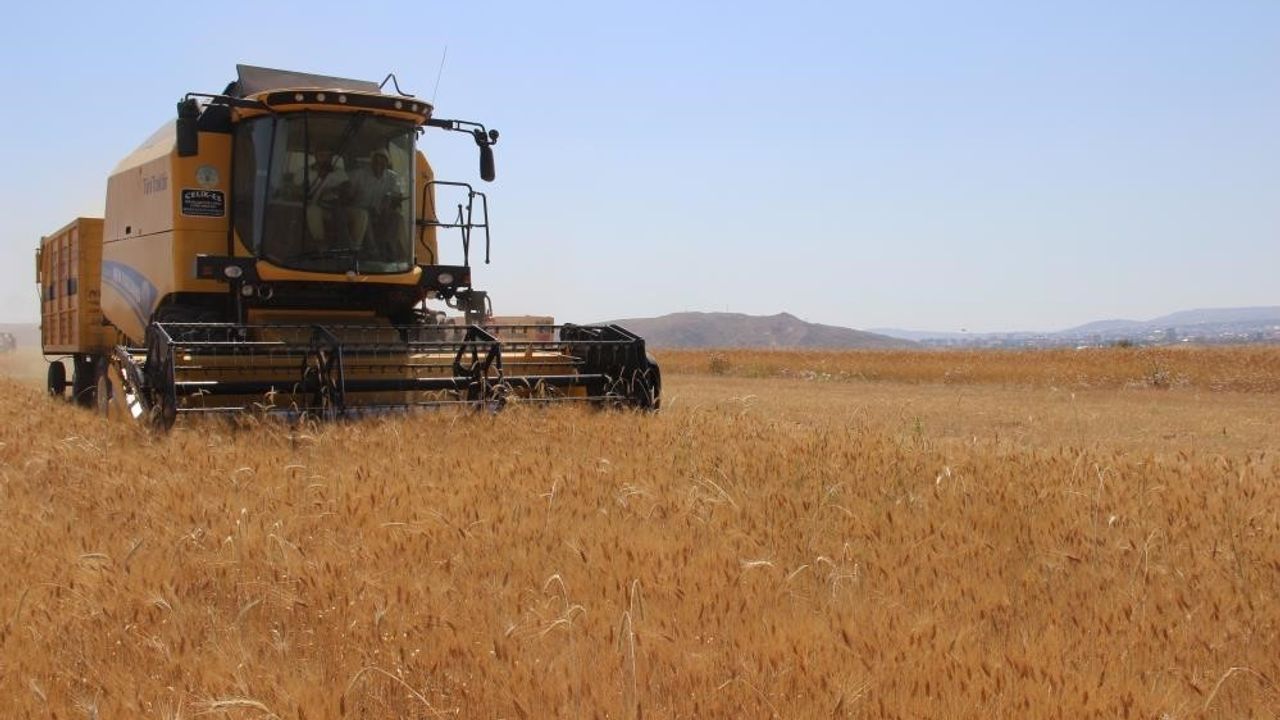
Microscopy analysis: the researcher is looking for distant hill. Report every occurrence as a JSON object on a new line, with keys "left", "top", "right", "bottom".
{"left": 873, "top": 306, "right": 1280, "bottom": 347}
{"left": 605, "top": 312, "right": 914, "bottom": 349}
{"left": 1057, "top": 307, "right": 1280, "bottom": 337}
{"left": 1158, "top": 307, "right": 1280, "bottom": 325}
{"left": 1054, "top": 318, "right": 1143, "bottom": 336}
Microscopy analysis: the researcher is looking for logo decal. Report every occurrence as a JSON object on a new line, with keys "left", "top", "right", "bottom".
{"left": 143, "top": 174, "right": 168, "bottom": 194}
{"left": 101, "top": 261, "right": 159, "bottom": 329}
{"left": 196, "top": 165, "right": 220, "bottom": 187}
{"left": 181, "top": 188, "right": 225, "bottom": 217}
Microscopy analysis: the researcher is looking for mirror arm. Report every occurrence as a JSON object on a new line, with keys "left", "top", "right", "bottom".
{"left": 425, "top": 118, "right": 499, "bottom": 146}
{"left": 425, "top": 118, "right": 500, "bottom": 182}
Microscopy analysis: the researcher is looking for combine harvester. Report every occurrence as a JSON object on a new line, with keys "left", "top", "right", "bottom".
{"left": 36, "top": 65, "right": 659, "bottom": 427}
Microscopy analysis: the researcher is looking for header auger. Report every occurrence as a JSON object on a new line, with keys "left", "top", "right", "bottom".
{"left": 37, "top": 65, "right": 659, "bottom": 427}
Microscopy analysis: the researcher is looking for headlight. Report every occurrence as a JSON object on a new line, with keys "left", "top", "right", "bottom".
{"left": 437, "top": 272, "right": 454, "bottom": 285}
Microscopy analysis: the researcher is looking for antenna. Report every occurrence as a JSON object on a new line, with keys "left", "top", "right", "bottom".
{"left": 431, "top": 46, "right": 449, "bottom": 105}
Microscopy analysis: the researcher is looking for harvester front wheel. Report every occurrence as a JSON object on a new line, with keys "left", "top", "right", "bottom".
{"left": 96, "top": 355, "right": 126, "bottom": 420}
{"left": 71, "top": 355, "right": 98, "bottom": 408}
{"left": 630, "top": 354, "right": 662, "bottom": 410}
{"left": 605, "top": 354, "right": 661, "bottom": 411}
{"left": 46, "top": 360, "right": 67, "bottom": 398}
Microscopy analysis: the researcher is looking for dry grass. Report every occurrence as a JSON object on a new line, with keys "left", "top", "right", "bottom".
{"left": 0, "top": 348, "right": 50, "bottom": 385}
{"left": 1, "top": 347, "right": 1278, "bottom": 718}
{"left": 671, "top": 346, "right": 1280, "bottom": 393}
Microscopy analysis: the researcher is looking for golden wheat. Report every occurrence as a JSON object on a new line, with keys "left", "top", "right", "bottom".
{"left": 0, "top": 347, "right": 1277, "bottom": 717}
{"left": 669, "top": 346, "right": 1280, "bottom": 393}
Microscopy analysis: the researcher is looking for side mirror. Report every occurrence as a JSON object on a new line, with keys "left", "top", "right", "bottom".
{"left": 176, "top": 99, "right": 200, "bottom": 157}
{"left": 474, "top": 128, "right": 499, "bottom": 182}
{"left": 479, "top": 145, "right": 495, "bottom": 182}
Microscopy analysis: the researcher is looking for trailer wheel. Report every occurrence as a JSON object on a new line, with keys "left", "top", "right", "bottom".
{"left": 47, "top": 360, "right": 67, "bottom": 398}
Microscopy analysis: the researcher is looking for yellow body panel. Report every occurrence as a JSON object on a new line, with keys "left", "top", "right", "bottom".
{"left": 101, "top": 129, "right": 232, "bottom": 344}
{"left": 245, "top": 308, "right": 378, "bottom": 324}
{"left": 253, "top": 260, "right": 423, "bottom": 285}
{"left": 415, "top": 151, "right": 439, "bottom": 264}
{"left": 100, "top": 230, "right": 229, "bottom": 342}
{"left": 488, "top": 316, "right": 557, "bottom": 342}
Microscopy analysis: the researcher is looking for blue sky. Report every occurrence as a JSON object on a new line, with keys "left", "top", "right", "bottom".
{"left": 1, "top": 1, "right": 1276, "bottom": 331}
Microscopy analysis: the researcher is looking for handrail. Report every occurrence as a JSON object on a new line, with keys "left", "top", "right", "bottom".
{"left": 418, "top": 180, "right": 490, "bottom": 267}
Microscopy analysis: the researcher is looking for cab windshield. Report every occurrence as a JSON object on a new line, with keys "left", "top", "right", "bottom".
{"left": 233, "top": 112, "right": 415, "bottom": 274}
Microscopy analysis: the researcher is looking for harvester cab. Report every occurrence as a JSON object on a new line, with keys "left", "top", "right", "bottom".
{"left": 38, "top": 65, "right": 660, "bottom": 426}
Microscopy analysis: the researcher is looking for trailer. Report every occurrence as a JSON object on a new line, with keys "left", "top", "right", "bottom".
{"left": 36, "top": 218, "right": 114, "bottom": 404}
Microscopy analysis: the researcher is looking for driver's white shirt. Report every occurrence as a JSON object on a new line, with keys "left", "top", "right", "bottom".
{"left": 350, "top": 167, "right": 403, "bottom": 211}
{"left": 307, "top": 167, "right": 348, "bottom": 200}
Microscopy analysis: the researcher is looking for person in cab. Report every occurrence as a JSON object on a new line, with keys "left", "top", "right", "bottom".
{"left": 349, "top": 148, "right": 407, "bottom": 255}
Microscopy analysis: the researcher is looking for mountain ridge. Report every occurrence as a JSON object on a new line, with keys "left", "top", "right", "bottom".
{"left": 603, "top": 311, "right": 913, "bottom": 349}
{"left": 873, "top": 306, "right": 1280, "bottom": 341}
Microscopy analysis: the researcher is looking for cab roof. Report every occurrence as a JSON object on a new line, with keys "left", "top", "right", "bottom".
{"left": 232, "top": 65, "right": 385, "bottom": 97}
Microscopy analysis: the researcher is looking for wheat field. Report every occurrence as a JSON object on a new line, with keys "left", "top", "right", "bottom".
{"left": 0, "top": 347, "right": 1277, "bottom": 718}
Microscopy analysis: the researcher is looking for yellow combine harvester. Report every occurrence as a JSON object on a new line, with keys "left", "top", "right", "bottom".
{"left": 36, "top": 65, "right": 659, "bottom": 427}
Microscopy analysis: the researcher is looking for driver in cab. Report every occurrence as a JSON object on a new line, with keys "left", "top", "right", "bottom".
{"left": 349, "top": 148, "right": 406, "bottom": 254}
{"left": 304, "top": 149, "right": 355, "bottom": 244}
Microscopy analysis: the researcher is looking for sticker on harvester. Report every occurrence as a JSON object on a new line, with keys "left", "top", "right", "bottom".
{"left": 181, "top": 188, "right": 225, "bottom": 217}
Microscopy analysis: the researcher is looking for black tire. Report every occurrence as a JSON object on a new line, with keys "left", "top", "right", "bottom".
{"left": 622, "top": 353, "right": 661, "bottom": 411}
{"left": 644, "top": 353, "right": 662, "bottom": 411}
{"left": 71, "top": 355, "right": 98, "bottom": 408}
{"left": 94, "top": 356, "right": 113, "bottom": 417}
{"left": 47, "top": 360, "right": 67, "bottom": 398}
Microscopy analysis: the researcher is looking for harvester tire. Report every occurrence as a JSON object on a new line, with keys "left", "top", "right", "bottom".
{"left": 47, "top": 360, "right": 67, "bottom": 398}
{"left": 149, "top": 404, "right": 177, "bottom": 432}
{"left": 643, "top": 352, "right": 662, "bottom": 410}
{"left": 71, "top": 355, "right": 97, "bottom": 408}
{"left": 94, "top": 357, "right": 114, "bottom": 418}
{"left": 623, "top": 353, "right": 661, "bottom": 411}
